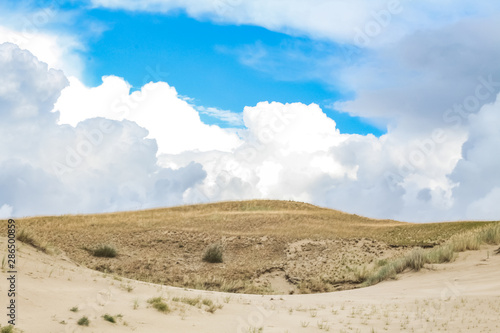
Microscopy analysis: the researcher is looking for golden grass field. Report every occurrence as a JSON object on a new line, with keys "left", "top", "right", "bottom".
{"left": 6, "top": 200, "right": 499, "bottom": 294}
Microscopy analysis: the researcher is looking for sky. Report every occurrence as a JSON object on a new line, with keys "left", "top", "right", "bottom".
{"left": 1, "top": 0, "right": 500, "bottom": 222}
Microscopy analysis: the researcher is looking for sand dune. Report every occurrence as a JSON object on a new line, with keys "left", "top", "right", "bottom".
{"left": 2, "top": 237, "right": 500, "bottom": 333}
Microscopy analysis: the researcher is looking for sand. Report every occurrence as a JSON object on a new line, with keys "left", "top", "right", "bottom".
{"left": 1, "top": 237, "right": 499, "bottom": 333}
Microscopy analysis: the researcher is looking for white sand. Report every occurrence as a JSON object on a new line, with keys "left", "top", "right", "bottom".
{"left": 2, "top": 237, "right": 499, "bottom": 332}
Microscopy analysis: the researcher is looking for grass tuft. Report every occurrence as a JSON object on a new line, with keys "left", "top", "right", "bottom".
{"left": 90, "top": 244, "right": 117, "bottom": 258}
{"left": 147, "top": 296, "right": 170, "bottom": 313}
{"left": 202, "top": 243, "right": 224, "bottom": 263}
{"left": 404, "top": 247, "right": 426, "bottom": 271}
{"left": 179, "top": 296, "right": 201, "bottom": 306}
{"left": 427, "top": 244, "right": 455, "bottom": 263}
{"left": 17, "top": 229, "right": 52, "bottom": 253}
{"left": 202, "top": 298, "right": 213, "bottom": 307}
{"left": 77, "top": 316, "right": 90, "bottom": 326}
{"left": 1, "top": 325, "right": 15, "bottom": 333}
{"left": 364, "top": 223, "right": 500, "bottom": 286}
{"left": 103, "top": 314, "right": 116, "bottom": 323}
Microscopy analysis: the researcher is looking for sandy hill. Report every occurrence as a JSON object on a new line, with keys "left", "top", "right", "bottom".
{"left": 5, "top": 200, "right": 497, "bottom": 294}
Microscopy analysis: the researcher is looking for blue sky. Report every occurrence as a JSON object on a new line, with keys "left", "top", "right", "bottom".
{"left": 2, "top": 0, "right": 500, "bottom": 222}
{"left": 27, "top": 1, "right": 384, "bottom": 134}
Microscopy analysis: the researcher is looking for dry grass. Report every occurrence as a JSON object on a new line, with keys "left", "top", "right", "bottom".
{"left": 147, "top": 297, "right": 170, "bottom": 313}
{"left": 202, "top": 243, "right": 223, "bottom": 263}
{"left": 87, "top": 244, "right": 118, "bottom": 258}
{"left": 4, "top": 200, "right": 498, "bottom": 294}
{"left": 363, "top": 223, "right": 500, "bottom": 286}
{"left": 16, "top": 229, "right": 52, "bottom": 253}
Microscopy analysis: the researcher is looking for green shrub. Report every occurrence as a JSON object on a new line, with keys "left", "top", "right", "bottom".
{"left": 147, "top": 296, "right": 170, "bottom": 313}
{"left": 103, "top": 314, "right": 116, "bottom": 323}
{"left": 1, "top": 325, "right": 15, "bottom": 333}
{"left": 91, "top": 245, "right": 117, "bottom": 258}
{"left": 77, "top": 316, "right": 90, "bottom": 326}
{"left": 202, "top": 243, "right": 224, "bottom": 263}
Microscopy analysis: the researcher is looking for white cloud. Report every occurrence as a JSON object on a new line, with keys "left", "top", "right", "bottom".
{"left": 2, "top": 42, "right": 488, "bottom": 222}
{"left": 53, "top": 76, "right": 243, "bottom": 154}
{"left": 0, "top": 43, "right": 206, "bottom": 217}
{"left": 0, "top": 6, "right": 84, "bottom": 78}
{"left": 90, "top": 0, "right": 500, "bottom": 45}
{"left": 449, "top": 94, "right": 500, "bottom": 220}
{"left": 161, "top": 101, "right": 465, "bottom": 222}
{"left": 335, "top": 15, "right": 500, "bottom": 128}
{"left": 4, "top": 0, "right": 500, "bottom": 223}
{"left": 0, "top": 204, "right": 13, "bottom": 219}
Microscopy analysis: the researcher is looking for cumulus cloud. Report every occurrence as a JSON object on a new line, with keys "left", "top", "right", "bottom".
{"left": 3, "top": 41, "right": 496, "bottom": 222}
{"left": 90, "top": 1, "right": 500, "bottom": 141}
{"left": 0, "top": 43, "right": 205, "bottom": 217}
{"left": 158, "top": 101, "right": 466, "bottom": 222}
{"left": 449, "top": 95, "right": 500, "bottom": 220}
{"left": 53, "top": 76, "right": 242, "bottom": 154}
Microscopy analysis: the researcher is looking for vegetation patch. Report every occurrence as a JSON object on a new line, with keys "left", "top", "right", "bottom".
{"left": 16, "top": 229, "right": 52, "bottom": 253}
{"left": 0, "top": 325, "right": 15, "bottom": 333}
{"left": 87, "top": 244, "right": 117, "bottom": 258}
{"left": 103, "top": 314, "right": 116, "bottom": 323}
{"left": 147, "top": 296, "right": 170, "bottom": 313}
{"left": 77, "top": 316, "right": 90, "bottom": 326}
{"left": 175, "top": 296, "right": 201, "bottom": 306}
{"left": 202, "top": 243, "right": 224, "bottom": 263}
{"left": 363, "top": 223, "right": 500, "bottom": 286}
{"left": 8, "top": 200, "right": 499, "bottom": 294}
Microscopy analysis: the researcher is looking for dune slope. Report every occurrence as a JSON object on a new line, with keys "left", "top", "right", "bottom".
{"left": 2, "top": 236, "right": 500, "bottom": 332}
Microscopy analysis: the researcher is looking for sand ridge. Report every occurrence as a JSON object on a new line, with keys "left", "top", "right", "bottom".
{"left": 2, "top": 237, "right": 500, "bottom": 332}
